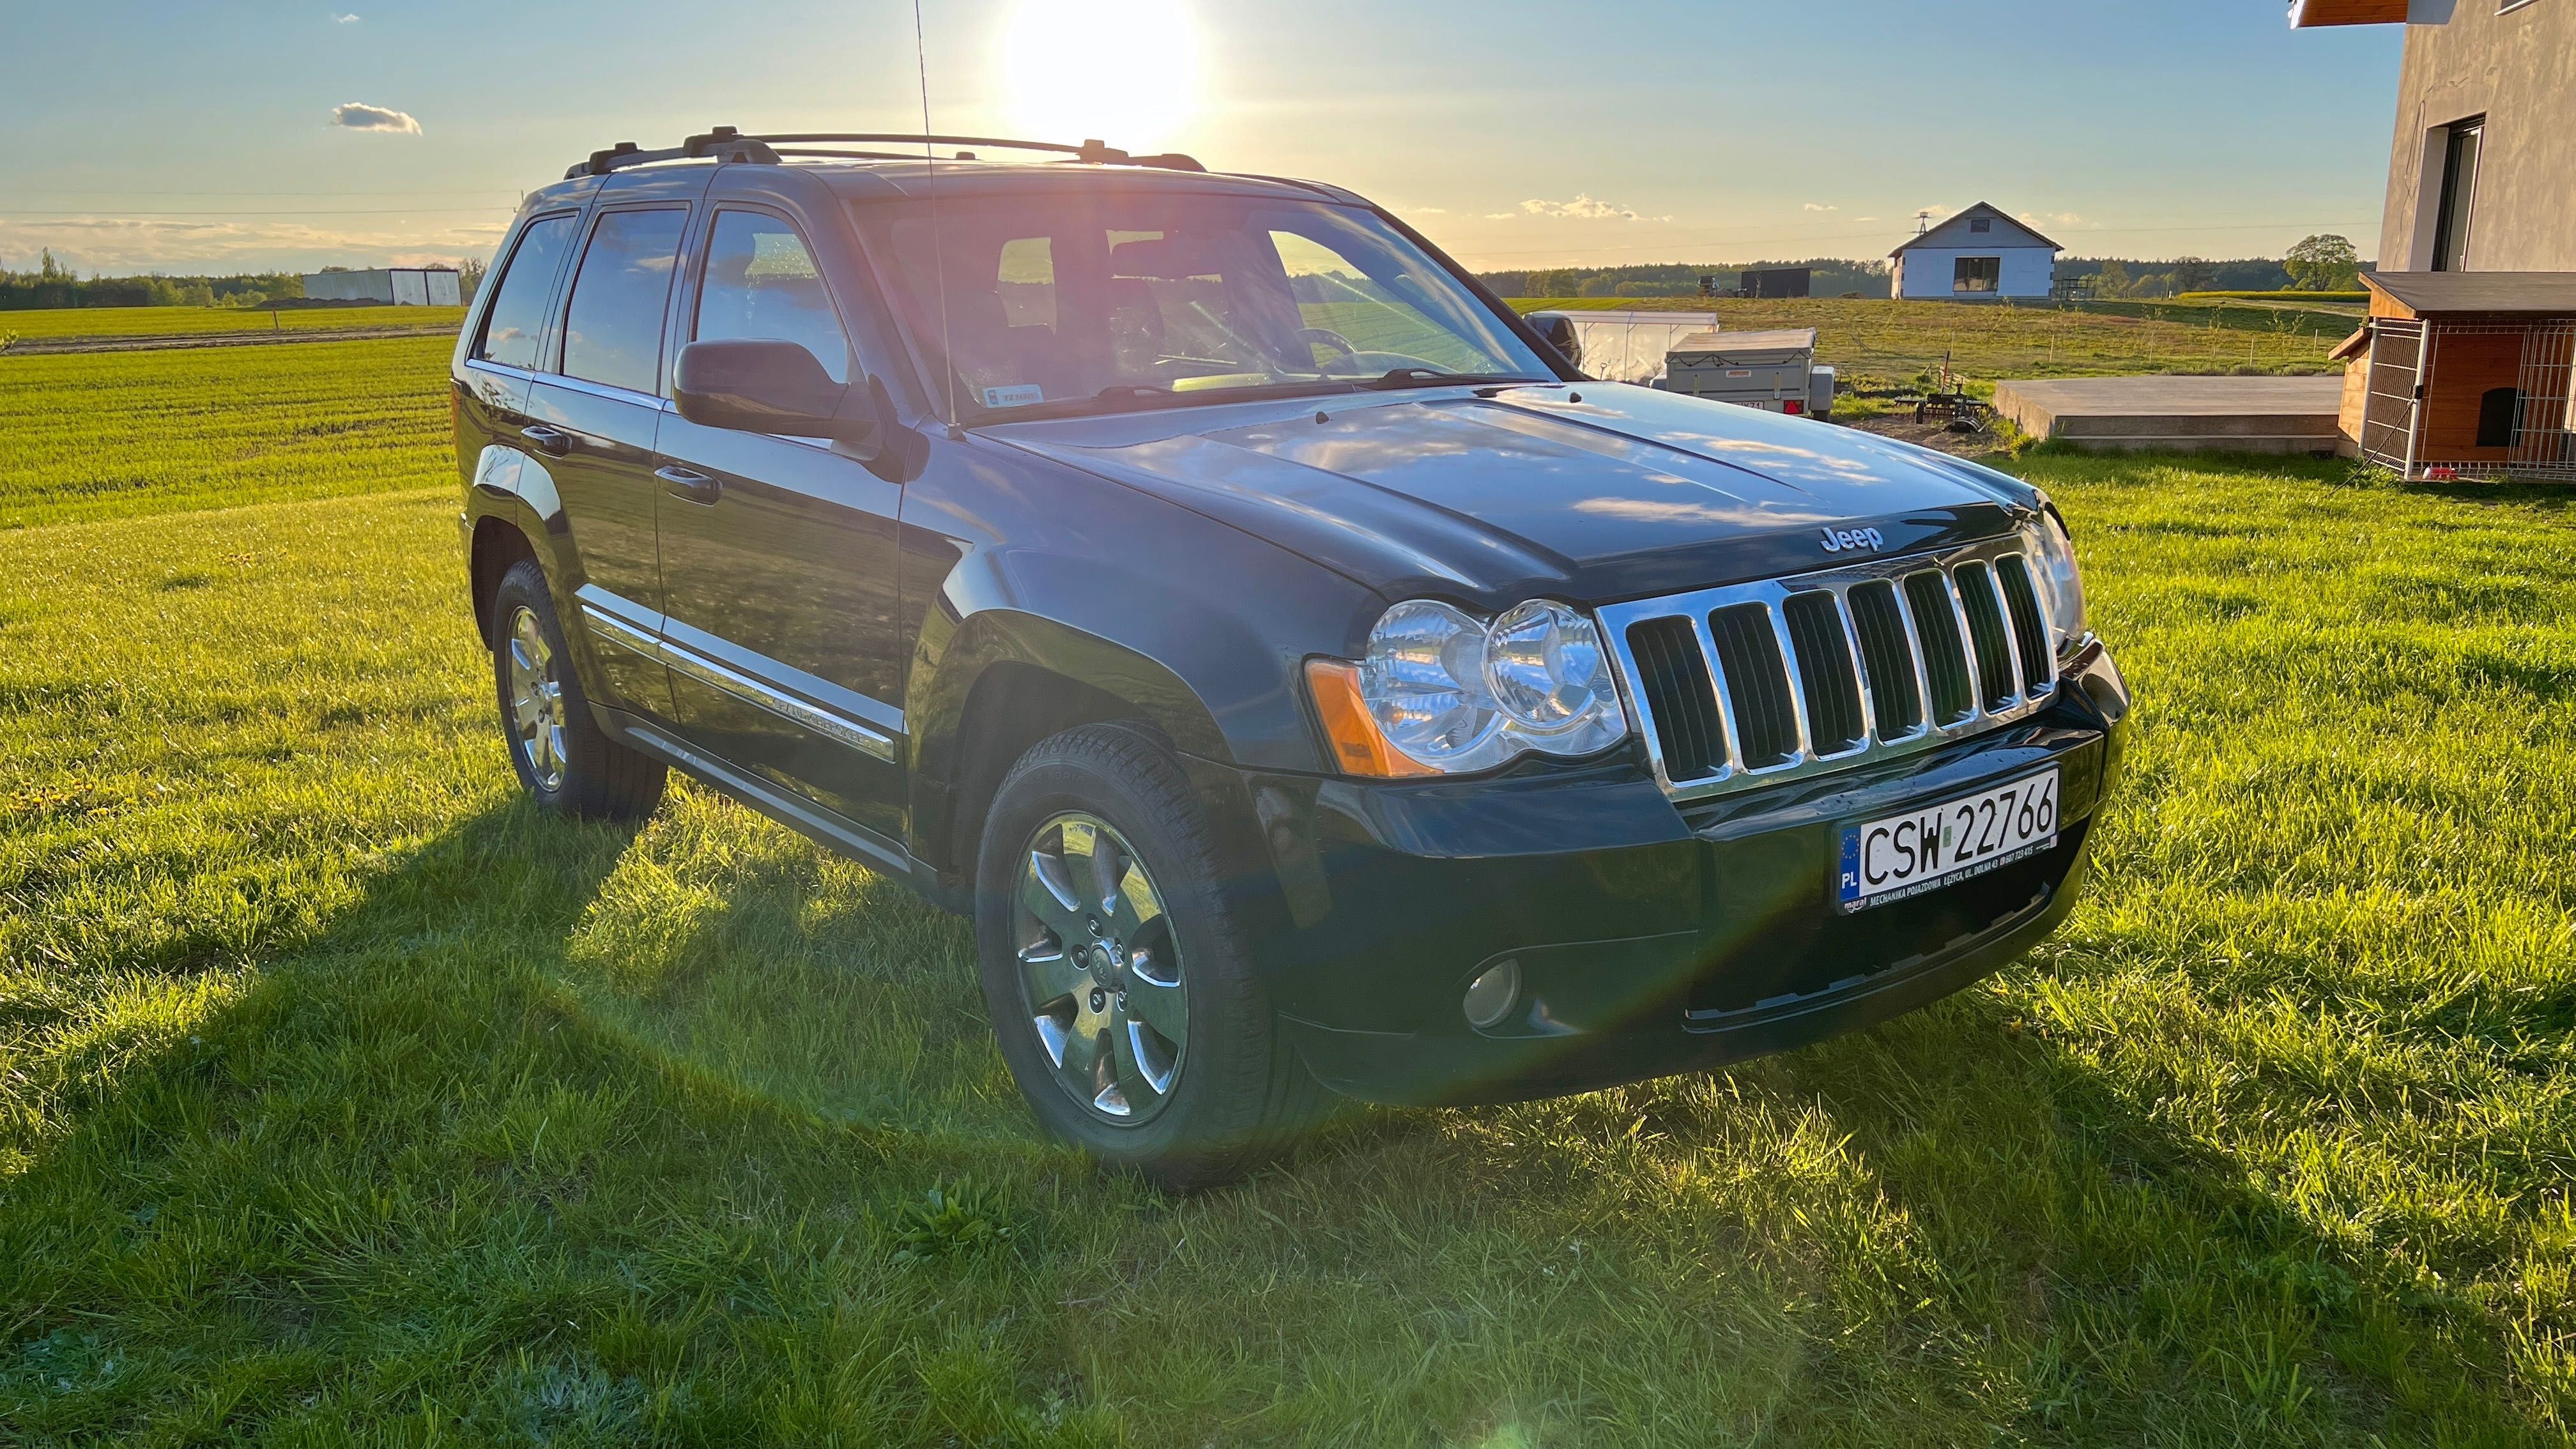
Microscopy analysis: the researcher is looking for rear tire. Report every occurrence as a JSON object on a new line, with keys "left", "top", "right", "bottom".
{"left": 489, "top": 559, "right": 666, "bottom": 821}
{"left": 975, "top": 724, "right": 1326, "bottom": 1190}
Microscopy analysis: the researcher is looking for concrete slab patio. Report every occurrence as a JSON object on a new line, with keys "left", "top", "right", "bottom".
{"left": 1994, "top": 376, "right": 2346, "bottom": 454}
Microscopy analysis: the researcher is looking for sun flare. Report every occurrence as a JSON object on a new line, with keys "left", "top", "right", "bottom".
{"left": 996, "top": 0, "right": 1202, "bottom": 151}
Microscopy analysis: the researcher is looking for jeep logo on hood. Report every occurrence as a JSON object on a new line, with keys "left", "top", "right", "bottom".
{"left": 1820, "top": 526, "right": 1885, "bottom": 554}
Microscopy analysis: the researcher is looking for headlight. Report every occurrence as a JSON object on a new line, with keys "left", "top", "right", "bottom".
{"left": 2027, "top": 505, "right": 2088, "bottom": 649}
{"left": 1310, "top": 598, "right": 1629, "bottom": 776}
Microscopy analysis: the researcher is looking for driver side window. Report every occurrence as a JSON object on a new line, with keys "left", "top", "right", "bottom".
{"left": 1268, "top": 229, "right": 1483, "bottom": 372}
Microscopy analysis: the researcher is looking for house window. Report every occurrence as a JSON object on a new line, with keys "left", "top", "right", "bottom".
{"left": 1954, "top": 256, "right": 2001, "bottom": 293}
{"left": 1968, "top": 218, "right": 1993, "bottom": 234}
{"left": 2431, "top": 116, "right": 2483, "bottom": 272}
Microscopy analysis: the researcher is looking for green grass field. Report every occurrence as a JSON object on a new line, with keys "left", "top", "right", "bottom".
{"left": 0, "top": 305, "right": 466, "bottom": 342}
{"left": 3, "top": 336, "right": 2573, "bottom": 1443}
{"left": 1511, "top": 297, "right": 2349, "bottom": 393}
{"left": 0, "top": 336, "right": 454, "bottom": 529}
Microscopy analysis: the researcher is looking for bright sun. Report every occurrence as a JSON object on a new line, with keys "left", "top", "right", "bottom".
{"left": 997, "top": 0, "right": 1202, "bottom": 150}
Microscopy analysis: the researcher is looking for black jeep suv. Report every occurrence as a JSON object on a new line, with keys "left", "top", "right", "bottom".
{"left": 454, "top": 130, "right": 2128, "bottom": 1187}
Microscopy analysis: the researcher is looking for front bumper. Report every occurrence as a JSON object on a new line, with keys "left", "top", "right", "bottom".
{"left": 1186, "top": 641, "right": 2130, "bottom": 1106}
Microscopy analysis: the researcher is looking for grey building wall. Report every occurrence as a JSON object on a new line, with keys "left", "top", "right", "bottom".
{"left": 303, "top": 269, "right": 398, "bottom": 303}
{"left": 2380, "top": 0, "right": 2576, "bottom": 272}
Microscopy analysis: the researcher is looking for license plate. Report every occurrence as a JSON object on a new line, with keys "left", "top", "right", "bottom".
{"left": 1837, "top": 769, "right": 2059, "bottom": 912}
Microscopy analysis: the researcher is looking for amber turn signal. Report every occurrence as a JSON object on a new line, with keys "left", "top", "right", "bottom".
{"left": 1305, "top": 659, "right": 1436, "bottom": 779}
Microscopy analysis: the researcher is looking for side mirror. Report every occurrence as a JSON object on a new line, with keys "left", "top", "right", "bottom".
{"left": 672, "top": 339, "right": 882, "bottom": 456}
{"left": 1529, "top": 313, "right": 1580, "bottom": 372}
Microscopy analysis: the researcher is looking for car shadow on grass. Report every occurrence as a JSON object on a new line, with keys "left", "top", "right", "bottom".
{"left": 7, "top": 792, "right": 2562, "bottom": 1445}
{"left": 1726, "top": 985, "right": 2557, "bottom": 1443}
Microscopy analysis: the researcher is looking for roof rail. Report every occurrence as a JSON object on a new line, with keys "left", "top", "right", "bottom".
{"left": 567, "top": 126, "right": 1205, "bottom": 179}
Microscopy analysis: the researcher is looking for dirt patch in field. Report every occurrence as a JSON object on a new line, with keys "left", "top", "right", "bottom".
{"left": 1838, "top": 413, "right": 2013, "bottom": 460}
{"left": 1, "top": 326, "right": 456, "bottom": 356}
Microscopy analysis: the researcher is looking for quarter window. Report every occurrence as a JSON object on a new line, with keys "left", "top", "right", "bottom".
{"left": 695, "top": 211, "right": 852, "bottom": 384}
{"left": 1954, "top": 256, "right": 2001, "bottom": 293}
{"left": 562, "top": 207, "right": 689, "bottom": 394}
{"left": 473, "top": 213, "right": 576, "bottom": 370}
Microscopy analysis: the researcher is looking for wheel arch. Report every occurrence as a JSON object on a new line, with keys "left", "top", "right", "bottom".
{"left": 468, "top": 514, "right": 542, "bottom": 647}
{"left": 909, "top": 611, "right": 1229, "bottom": 885}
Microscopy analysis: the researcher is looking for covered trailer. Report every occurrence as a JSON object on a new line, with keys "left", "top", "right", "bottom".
{"left": 1664, "top": 329, "right": 1834, "bottom": 417}
{"left": 1523, "top": 309, "right": 1721, "bottom": 384}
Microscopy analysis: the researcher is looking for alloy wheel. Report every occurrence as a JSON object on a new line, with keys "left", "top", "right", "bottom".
{"left": 1013, "top": 812, "right": 1188, "bottom": 1123}
{"left": 503, "top": 604, "right": 568, "bottom": 792}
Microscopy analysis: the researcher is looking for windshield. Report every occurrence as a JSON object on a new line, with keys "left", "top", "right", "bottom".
{"left": 852, "top": 190, "right": 1553, "bottom": 421}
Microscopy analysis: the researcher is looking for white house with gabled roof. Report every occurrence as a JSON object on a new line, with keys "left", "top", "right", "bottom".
{"left": 1889, "top": 204, "right": 2062, "bottom": 302}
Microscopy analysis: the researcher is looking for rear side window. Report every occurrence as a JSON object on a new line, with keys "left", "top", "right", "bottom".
{"left": 694, "top": 211, "right": 850, "bottom": 385}
{"left": 473, "top": 213, "right": 576, "bottom": 369}
{"left": 562, "top": 207, "right": 688, "bottom": 394}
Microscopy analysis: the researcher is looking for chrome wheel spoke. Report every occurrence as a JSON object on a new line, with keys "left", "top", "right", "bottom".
{"left": 1117, "top": 1016, "right": 1179, "bottom": 1099}
{"left": 1011, "top": 809, "right": 1188, "bottom": 1128}
{"left": 1121, "top": 960, "right": 1187, "bottom": 1043}
{"left": 1022, "top": 850, "right": 1090, "bottom": 942}
{"left": 1017, "top": 940, "right": 1085, "bottom": 1007}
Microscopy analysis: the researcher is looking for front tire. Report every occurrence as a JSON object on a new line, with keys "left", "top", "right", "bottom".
{"left": 975, "top": 725, "right": 1325, "bottom": 1190}
{"left": 488, "top": 559, "right": 666, "bottom": 821}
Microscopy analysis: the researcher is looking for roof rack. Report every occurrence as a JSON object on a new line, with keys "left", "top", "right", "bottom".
{"left": 567, "top": 127, "right": 1206, "bottom": 179}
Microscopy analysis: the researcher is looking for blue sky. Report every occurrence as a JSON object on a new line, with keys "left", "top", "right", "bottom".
{"left": 0, "top": 1, "right": 2405, "bottom": 276}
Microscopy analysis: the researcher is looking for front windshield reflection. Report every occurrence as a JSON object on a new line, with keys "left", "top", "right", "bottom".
{"left": 852, "top": 190, "right": 1551, "bottom": 420}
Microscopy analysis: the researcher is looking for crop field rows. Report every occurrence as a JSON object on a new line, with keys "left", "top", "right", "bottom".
{"left": 0, "top": 304, "right": 467, "bottom": 342}
{"left": 1, "top": 328, "right": 2572, "bottom": 1443}
{"left": 0, "top": 336, "right": 455, "bottom": 529}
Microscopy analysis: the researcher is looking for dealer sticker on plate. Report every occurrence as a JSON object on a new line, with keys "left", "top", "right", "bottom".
{"left": 1837, "top": 768, "right": 2059, "bottom": 912}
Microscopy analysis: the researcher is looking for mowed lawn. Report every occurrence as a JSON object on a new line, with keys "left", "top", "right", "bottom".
{"left": 3, "top": 336, "right": 2574, "bottom": 1441}
{"left": 0, "top": 337, "right": 454, "bottom": 529}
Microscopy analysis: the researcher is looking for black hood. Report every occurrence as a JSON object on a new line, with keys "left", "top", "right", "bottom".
{"left": 985, "top": 382, "right": 2037, "bottom": 608}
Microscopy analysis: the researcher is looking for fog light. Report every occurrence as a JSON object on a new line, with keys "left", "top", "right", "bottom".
{"left": 1462, "top": 959, "right": 1521, "bottom": 1030}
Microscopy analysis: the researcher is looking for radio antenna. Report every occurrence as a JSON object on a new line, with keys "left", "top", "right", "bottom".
{"left": 912, "top": 0, "right": 962, "bottom": 434}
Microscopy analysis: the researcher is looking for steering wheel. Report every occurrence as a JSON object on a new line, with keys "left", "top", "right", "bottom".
{"left": 1299, "top": 327, "right": 1362, "bottom": 369}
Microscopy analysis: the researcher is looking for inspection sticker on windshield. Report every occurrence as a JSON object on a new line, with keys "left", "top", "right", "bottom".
{"left": 1837, "top": 769, "right": 2058, "bottom": 912}
{"left": 981, "top": 384, "right": 1045, "bottom": 408}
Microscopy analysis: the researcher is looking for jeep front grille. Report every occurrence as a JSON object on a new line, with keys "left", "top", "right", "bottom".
{"left": 1599, "top": 535, "right": 2062, "bottom": 801}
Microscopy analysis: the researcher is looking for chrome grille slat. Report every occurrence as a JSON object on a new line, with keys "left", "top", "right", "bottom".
{"left": 1782, "top": 591, "right": 1866, "bottom": 758}
{"left": 1844, "top": 580, "right": 1923, "bottom": 742}
{"left": 1995, "top": 554, "right": 2056, "bottom": 694}
{"left": 1599, "top": 534, "right": 2067, "bottom": 802}
{"left": 1905, "top": 569, "right": 1977, "bottom": 726}
{"left": 1708, "top": 603, "right": 1800, "bottom": 769}
{"left": 1954, "top": 561, "right": 2019, "bottom": 712}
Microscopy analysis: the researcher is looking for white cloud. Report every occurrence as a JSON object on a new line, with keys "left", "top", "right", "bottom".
{"left": 334, "top": 12, "right": 361, "bottom": 22}
{"left": 0, "top": 215, "right": 503, "bottom": 273}
{"left": 1513, "top": 194, "right": 1670, "bottom": 222}
{"left": 1857, "top": 217, "right": 1881, "bottom": 223}
{"left": 1803, "top": 203, "right": 1837, "bottom": 213}
{"left": 330, "top": 102, "right": 420, "bottom": 134}
{"left": 2020, "top": 211, "right": 2085, "bottom": 227}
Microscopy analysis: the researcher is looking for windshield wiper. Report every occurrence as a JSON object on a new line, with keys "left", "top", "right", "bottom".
{"left": 1356, "top": 368, "right": 1538, "bottom": 390}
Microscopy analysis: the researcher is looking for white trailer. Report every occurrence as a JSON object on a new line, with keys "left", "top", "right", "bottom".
{"left": 1664, "top": 330, "right": 1834, "bottom": 418}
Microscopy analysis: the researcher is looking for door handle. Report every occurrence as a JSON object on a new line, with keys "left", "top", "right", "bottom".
{"left": 519, "top": 424, "right": 572, "bottom": 458}
{"left": 655, "top": 464, "right": 722, "bottom": 503}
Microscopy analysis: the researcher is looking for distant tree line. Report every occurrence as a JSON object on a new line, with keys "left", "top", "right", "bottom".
{"left": 1483, "top": 238, "right": 2371, "bottom": 302}
{"left": 0, "top": 250, "right": 309, "bottom": 310}
{"left": 1480, "top": 259, "right": 1893, "bottom": 300}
